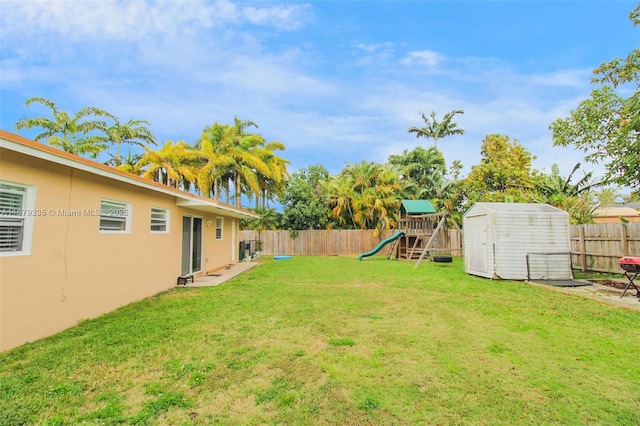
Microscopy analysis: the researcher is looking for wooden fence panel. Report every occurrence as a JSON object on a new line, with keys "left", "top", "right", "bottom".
{"left": 570, "top": 223, "right": 640, "bottom": 273}
{"left": 238, "top": 229, "right": 462, "bottom": 257}
{"left": 241, "top": 223, "right": 637, "bottom": 272}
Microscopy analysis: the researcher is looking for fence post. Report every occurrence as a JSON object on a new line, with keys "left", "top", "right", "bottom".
{"left": 578, "top": 225, "right": 587, "bottom": 273}
{"left": 621, "top": 223, "right": 629, "bottom": 256}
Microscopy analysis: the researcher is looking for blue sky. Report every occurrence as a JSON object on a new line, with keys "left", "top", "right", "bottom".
{"left": 1, "top": 0, "right": 638, "bottom": 187}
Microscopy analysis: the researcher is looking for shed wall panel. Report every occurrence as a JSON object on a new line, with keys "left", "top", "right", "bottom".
{"left": 463, "top": 203, "right": 571, "bottom": 280}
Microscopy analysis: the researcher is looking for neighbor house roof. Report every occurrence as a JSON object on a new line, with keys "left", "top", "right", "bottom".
{"left": 400, "top": 200, "right": 436, "bottom": 214}
{"left": 593, "top": 207, "right": 640, "bottom": 218}
{"left": 0, "top": 130, "right": 260, "bottom": 219}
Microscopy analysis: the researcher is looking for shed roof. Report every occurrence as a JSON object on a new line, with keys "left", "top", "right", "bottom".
{"left": 401, "top": 200, "right": 436, "bottom": 214}
{"left": 464, "top": 202, "right": 567, "bottom": 217}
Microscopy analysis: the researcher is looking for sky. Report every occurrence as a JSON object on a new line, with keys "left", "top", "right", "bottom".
{"left": 1, "top": 0, "right": 638, "bottom": 191}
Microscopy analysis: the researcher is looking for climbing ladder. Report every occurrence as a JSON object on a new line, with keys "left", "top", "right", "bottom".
{"left": 386, "top": 236, "right": 401, "bottom": 259}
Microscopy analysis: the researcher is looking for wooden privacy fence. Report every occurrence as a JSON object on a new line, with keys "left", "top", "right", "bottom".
{"left": 241, "top": 224, "right": 638, "bottom": 272}
{"left": 238, "top": 229, "right": 462, "bottom": 257}
{"left": 570, "top": 223, "right": 640, "bottom": 273}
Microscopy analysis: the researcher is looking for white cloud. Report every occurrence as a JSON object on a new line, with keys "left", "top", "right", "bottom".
{"left": 530, "top": 69, "right": 591, "bottom": 87}
{"left": 402, "top": 50, "right": 444, "bottom": 67}
{"left": 1, "top": 1, "right": 615, "bottom": 187}
{"left": 355, "top": 42, "right": 395, "bottom": 53}
{"left": 242, "top": 4, "right": 311, "bottom": 30}
{"left": 0, "top": 0, "right": 309, "bottom": 41}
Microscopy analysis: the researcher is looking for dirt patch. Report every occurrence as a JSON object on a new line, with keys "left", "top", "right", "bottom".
{"left": 589, "top": 279, "right": 629, "bottom": 290}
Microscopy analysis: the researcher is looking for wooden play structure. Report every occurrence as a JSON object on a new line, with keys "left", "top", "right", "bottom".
{"left": 386, "top": 200, "right": 462, "bottom": 267}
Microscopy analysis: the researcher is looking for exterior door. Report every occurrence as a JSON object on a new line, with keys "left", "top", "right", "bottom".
{"left": 467, "top": 215, "right": 488, "bottom": 275}
{"left": 181, "top": 216, "right": 203, "bottom": 275}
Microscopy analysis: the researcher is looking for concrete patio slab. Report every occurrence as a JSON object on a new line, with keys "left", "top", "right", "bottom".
{"left": 528, "top": 279, "right": 640, "bottom": 312}
{"left": 176, "top": 261, "right": 259, "bottom": 288}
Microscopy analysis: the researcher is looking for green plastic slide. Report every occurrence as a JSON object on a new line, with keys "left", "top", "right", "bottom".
{"left": 358, "top": 231, "right": 405, "bottom": 261}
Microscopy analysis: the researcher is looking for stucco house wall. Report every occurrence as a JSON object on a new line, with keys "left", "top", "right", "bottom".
{"left": 592, "top": 207, "right": 640, "bottom": 223}
{"left": 0, "top": 130, "right": 258, "bottom": 351}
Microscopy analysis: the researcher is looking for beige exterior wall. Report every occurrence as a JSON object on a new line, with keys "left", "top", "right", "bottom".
{"left": 593, "top": 216, "right": 640, "bottom": 224}
{"left": 0, "top": 148, "right": 242, "bottom": 351}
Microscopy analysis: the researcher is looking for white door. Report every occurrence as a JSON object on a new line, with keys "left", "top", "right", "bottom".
{"left": 467, "top": 216, "right": 488, "bottom": 275}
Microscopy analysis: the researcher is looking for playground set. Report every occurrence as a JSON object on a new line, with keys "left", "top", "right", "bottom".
{"left": 358, "top": 200, "right": 461, "bottom": 267}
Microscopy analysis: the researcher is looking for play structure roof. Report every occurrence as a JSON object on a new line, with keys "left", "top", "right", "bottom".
{"left": 401, "top": 200, "right": 436, "bottom": 215}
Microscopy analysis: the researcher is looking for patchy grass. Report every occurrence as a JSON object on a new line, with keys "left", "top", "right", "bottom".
{"left": 573, "top": 269, "right": 624, "bottom": 280}
{"left": 1, "top": 256, "right": 639, "bottom": 425}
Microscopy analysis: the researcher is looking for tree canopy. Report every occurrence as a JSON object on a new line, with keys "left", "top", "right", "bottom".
{"left": 15, "top": 97, "right": 112, "bottom": 157}
{"left": 550, "top": 5, "right": 640, "bottom": 190}
{"left": 408, "top": 109, "right": 464, "bottom": 148}
{"left": 280, "top": 165, "right": 331, "bottom": 230}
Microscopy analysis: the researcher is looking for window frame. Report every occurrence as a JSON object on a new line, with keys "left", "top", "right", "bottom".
{"left": 99, "top": 198, "right": 131, "bottom": 233}
{"left": 150, "top": 207, "right": 170, "bottom": 233}
{"left": 0, "top": 181, "right": 35, "bottom": 257}
{"left": 216, "top": 217, "right": 223, "bottom": 240}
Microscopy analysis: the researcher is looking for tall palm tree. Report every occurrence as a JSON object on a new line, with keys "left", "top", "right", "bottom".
{"left": 195, "top": 123, "right": 235, "bottom": 200}
{"left": 224, "top": 117, "right": 273, "bottom": 206}
{"left": 252, "top": 141, "right": 290, "bottom": 209}
{"left": 137, "top": 141, "right": 198, "bottom": 190}
{"left": 195, "top": 118, "right": 289, "bottom": 207}
{"left": 14, "top": 97, "right": 112, "bottom": 157}
{"left": 408, "top": 109, "right": 465, "bottom": 148}
{"left": 104, "top": 119, "right": 156, "bottom": 166}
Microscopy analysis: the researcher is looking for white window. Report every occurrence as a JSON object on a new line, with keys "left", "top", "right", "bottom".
{"left": 0, "top": 181, "right": 35, "bottom": 256}
{"left": 99, "top": 199, "right": 131, "bottom": 233}
{"left": 150, "top": 207, "right": 169, "bottom": 233}
{"left": 216, "top": 217, "right": 223, "bottom": 240}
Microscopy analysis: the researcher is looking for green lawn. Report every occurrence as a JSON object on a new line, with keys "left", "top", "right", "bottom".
{"left": 1, "top": 256, "right": 639, "bottom": 425}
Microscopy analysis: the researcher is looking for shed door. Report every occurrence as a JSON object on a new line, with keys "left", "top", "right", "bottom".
{"left": 467, "top": 216, "right": 488, "bottom": 274}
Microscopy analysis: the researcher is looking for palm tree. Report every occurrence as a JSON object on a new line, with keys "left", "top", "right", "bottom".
{"left": 228, "top": 118, "right": 272, "bottom": 206}
{"left": 388, "top": 146, "right": 446, "bottom": 198}
{"left": 408, "top": 109, "right": 465, "bottom": 148}
{"left": 534, "top": 163, "right": 600, "bottom": 200}
{"left": 325, "top": 162, "right": 401, "bottom": 233}
{"left": 424, "top": 171, "right": 458, "bottom": 212}
{"left": 325, "top": 176, "right": 355, "bottom": 229}
{"left": 531, "top": 163, "right": 602, "bottom": 224}
{"left": 594, "top": 187, "right": 623, "bottom": 206}
{"left": 106, "top": 148, "right": 143, "bottom": 175}
{"left": 15, "top": 97, "right": 113, "bottom": 157}
{"left": 195, "top": 118, "right": 289, "bottom": 207}
{"left": 252, "top": 141, "right": 290, "bottom": 209}
{"left": 195, "top": 123, "right": 235, "bottom": 200}
{"left": 137, "top": 141, "right": 198, "bottom": 189}
{"left": 104, "top": 119, "right": 156, "bottom": 166}
{"left": 355, "top": 163, "right": 400, "bottom": 233}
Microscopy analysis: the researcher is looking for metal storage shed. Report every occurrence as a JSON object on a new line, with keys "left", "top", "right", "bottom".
{"left": 463, "top": 203, "right": 572, "bottom": 280}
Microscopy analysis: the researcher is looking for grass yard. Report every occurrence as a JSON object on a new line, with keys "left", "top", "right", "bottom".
{"left": 1, "top": 256, "right": 639, "bottom": 425}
